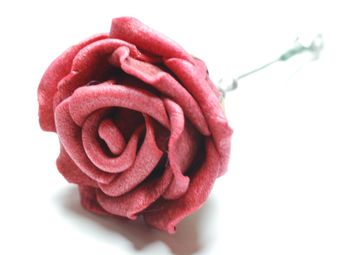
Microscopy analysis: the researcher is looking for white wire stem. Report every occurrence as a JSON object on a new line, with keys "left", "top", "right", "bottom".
{"left": 218, "top": 34, "right": 324, "bottom": 98}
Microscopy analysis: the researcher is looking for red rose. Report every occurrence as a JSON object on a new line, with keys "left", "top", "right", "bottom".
{"left": 38, "top": 17, "right": 232, "bottom": 233}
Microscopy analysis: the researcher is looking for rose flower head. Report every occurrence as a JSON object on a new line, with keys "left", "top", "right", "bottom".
{"left": 38, "top": 17, "right": 232, "bottom": 233}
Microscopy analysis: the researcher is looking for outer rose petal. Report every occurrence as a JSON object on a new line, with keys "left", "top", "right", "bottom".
{"left": 58, "top": 38, "right": 160, "bottom": 100}
{"left": 143, "top": 139, "right": 221, "bottom": 233}
{"left": 56, "top": 145, "right": 97, "bottom": 187}
{"left": 79, "top": 186, "right": 110, "bottom": 216}
{"left": 38, "top": 34, "right": 108, "bottom": 131}
{"left": 193, "top": 57, "right": 221, "bottom": 98}
{"left": 110, "top": 17, "right": 191, "bottom": 61}
{"left": 54, "top": 98, "right": 115, "bottom": 184}
{"left": 96, "top": 167, "right": 173, "bottom": 219}
{"left": 165, "top": 58, "right": 233, "bottom": 175}
{"left": 71, "top": 38, "right": 160, "bottom": 72}
{"left": 162, "top": 99, "right": 200, "bottom": 199}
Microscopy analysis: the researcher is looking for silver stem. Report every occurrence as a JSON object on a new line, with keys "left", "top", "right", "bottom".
{"left": 218, "top": 34, "right": 324, "bottom": 97}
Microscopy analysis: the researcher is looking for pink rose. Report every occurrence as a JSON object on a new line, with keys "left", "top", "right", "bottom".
{"left": 38, "top": 17, "right": 232, "bottom": 233}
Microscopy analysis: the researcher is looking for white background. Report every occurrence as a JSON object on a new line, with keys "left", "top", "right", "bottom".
{"left": 0, "top": 0, "right": 349, "bottom": 254}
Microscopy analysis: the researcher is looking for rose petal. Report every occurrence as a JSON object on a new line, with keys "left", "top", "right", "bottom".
{"left": 112, "top": 108, "right": 145, "bottom": 140}
{"left": 82, "top": 109, "right": 144, "bottom": 173}
{"left": 193, "top": 57, "right": 221, "bottom": 98}
{"left": 143, "top": 139, "right": 220, "bottom": 233}
{"left": 109, "top": 46, "right": 210, "bottom": 135}
{"left": 98, "top": 119, "right": 126, "bottom": 155}
{"left": 96, "top": 166, "right": 173, "bottom": 219}
{"left": 54, "top": 98, "right": 114, "bottom": 184}
{"left": 165, "top": 58, "right": 233, "bottom": 175}
{"left": 79, "top": 185, "right": 110, "bottom": 216}
{"left": 162, "top": 99, "right": 200, "bottom": 199}
{"left": 110, "top": 17, "right": 191, "bottom": 61}
{"left": 98, "top": 116, "right": 163, "bottom": 197}
{"left": 153, "top": 121, "right": 170, "bottom": 152}
{"left": 57, "top": 62, "right": 115, "bottom": 100}
{"left": 68, "top": 82, "right": 170, "bottom": 128}
{"left": 38, "top": 34, "right": 108, "bottom": 131}
{"left": 56, "top": 145, "right": 97, "bottom": 187}
{"left": 71, "top": 38, "right": 160, "bottom": 72}
{"left": 57, "top": 38, "right": 160, "bottom": 101}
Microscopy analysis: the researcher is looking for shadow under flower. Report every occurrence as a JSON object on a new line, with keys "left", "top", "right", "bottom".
{"left": 54, "top": 186, "right": 216, "bottom": 255}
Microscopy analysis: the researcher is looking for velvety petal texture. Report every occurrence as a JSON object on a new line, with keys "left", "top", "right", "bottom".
{"left": 38, "top": 16, "right": 233, "bottom": 233}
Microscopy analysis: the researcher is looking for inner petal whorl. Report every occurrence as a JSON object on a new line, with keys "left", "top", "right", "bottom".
{"left": 81, "top": 109, "right": 143, "bottom": 174}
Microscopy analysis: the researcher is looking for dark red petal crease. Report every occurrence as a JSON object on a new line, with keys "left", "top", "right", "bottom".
{"left": 143, "top": 139, "right": 221, "bottom": 233}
